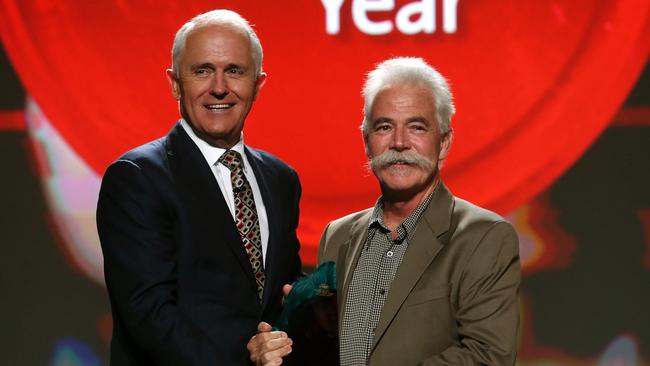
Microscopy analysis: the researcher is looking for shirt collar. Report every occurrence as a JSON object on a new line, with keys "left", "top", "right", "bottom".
{"left": 368, "top": 184, "right": 438, "bottom": 242}
{"left": 180, "top": 119, "right": 247, "bottom": 170}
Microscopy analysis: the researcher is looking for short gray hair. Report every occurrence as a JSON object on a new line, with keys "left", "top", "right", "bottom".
{"left": 361, "top": 57, "right": 455, "bottom": 136}
{"left": 171, "top": 9, "right": 263, "bottom": 78}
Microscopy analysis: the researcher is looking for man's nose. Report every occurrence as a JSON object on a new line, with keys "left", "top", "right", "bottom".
{"left": 390, "top": 125, "right": 409, "bottom": 151}
{"left": 210, "top": 73, "right": 229, "bottom": 99}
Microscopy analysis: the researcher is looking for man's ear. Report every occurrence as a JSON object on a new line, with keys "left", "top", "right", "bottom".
{"left": 438, "top": 128, "right": 454, "bottom": 161}
{"left": 166, "top": 69, "right": 180, "bottom": 100}
{"left": 252, "top": 72, "right": 267, "bottom": 101}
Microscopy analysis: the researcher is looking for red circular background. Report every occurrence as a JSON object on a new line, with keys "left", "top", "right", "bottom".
{"left": 1, "top": 0, "right": 648, "bottom": 263}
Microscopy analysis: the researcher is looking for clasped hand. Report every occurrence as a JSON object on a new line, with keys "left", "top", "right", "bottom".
{"left": 247, "top": 284, "right": 294, "bottom": 366}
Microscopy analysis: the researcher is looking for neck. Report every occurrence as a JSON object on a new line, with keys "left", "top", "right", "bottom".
{"left": 180, "top": 117, "right": 241, "bottom": 149}
{"left": 382, "top": 177, "right": 439, "bottom": 230}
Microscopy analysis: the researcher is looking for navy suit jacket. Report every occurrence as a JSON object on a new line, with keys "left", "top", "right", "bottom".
{"left": 97, "top": 122, "right": 302, "bottom": 365}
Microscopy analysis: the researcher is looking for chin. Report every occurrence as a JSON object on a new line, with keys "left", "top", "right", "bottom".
{"left": 379, "top": 178, "right": 420, "bottom": 192}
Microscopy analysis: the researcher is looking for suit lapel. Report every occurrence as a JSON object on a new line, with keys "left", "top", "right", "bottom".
{"left": 244, "top": 147, "right": 279, "bottom": 308}
{"left": 370, "top": 183, "right": 454, "bottom": 352}
{"left": 337, "top": 210, "right": 373, "bottom": 328}
{"left": 166, "top": 122, "right": 258, "bottom": 293}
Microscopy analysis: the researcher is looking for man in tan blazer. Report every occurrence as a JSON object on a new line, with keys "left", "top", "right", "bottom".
{"left": 249, "top": 57, "right": 520, "bottom": 365}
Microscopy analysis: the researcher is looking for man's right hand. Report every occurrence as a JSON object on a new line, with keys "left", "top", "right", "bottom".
{"left": 247, "top": 322, "right": 293, "bottom": 366}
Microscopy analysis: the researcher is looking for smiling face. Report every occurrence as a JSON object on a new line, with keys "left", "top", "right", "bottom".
{"left": 166, "top": 24, "right": 266, "bottom": 148}
{"left": 366, "top": 82, "right": 453, "bottom": 200}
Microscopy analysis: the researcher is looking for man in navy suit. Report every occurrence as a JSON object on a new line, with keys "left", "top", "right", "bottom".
{"left": 96, "top": 9, "right": 302, "bottom": 365}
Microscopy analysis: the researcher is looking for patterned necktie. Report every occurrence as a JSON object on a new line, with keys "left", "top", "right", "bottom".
{"left": 218, "top": 150, "right": 265, "bottom": 301}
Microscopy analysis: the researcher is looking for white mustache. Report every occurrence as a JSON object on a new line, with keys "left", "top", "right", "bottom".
{"left": 369, "top": 150, "right": 434, "bottom": 171}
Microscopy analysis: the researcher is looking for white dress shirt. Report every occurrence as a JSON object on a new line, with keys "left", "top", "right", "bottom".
{"left": 180, "top": 120, "right": 270, "bottom": 262}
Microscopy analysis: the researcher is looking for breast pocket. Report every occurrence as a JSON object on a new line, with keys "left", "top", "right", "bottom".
{"left": 406, "top": 283, "right": 451, "bottom": 306}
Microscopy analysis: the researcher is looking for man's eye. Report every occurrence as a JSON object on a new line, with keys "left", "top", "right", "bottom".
{"left": 193, "top": 68, "right": 210, "bottom": 76}
{"left": 410, "top": 123, "right": 428, "bottom": 132}
{"left": 375, "top": 125, "right": 391, "bottom": 132}
{"left": 226, "top": 67, "right": 244, "bottom": 75}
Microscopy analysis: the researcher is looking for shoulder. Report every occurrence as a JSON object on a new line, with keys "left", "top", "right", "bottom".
{"left": 450, "top": 197, "right": 512, "bottom": 233}
{"left": 326, "top": 208, "right": 374, "bottom": 235}
{"left": 247, "top": 147, "right": 296, "bottom": 174}
{"left": 245, "top": 146, "right": 301, "bottom": 191}
{"left": 318, "top": 208, "right": 373, "bottom": 263}
{"left": 100, "top": 136, "right": 171, "bottom": 187}
{"left": 115, "top": 136, "right": 168, "bottom": 170}
{"left": 447, "top": 196, "right": 518, "bottom": 258}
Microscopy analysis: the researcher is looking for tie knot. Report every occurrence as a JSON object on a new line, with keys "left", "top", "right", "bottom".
{"left": 219, "top": 150, "right": 243, "bottom": 172}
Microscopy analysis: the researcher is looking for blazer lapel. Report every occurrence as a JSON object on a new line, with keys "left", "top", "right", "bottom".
{"left": 370, "top": 183, "right": 454, "bottom": 352}
{"left": 244, "top": 147, "right": 280, "bottom": 308}
{"left": 337, "top": 210, "right": 373, "bottom": 329}
{"left": 166, "top": 122, "right": 258, "bottom": 292}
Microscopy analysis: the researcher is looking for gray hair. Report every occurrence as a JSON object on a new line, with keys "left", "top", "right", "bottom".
{"left": 171, "top": 9, "right": 263, "bottom": 78}
{"left": 361, "top": 57, "right": 455, "bottom": 136}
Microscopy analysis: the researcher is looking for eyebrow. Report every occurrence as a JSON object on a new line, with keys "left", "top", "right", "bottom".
{"left": 188, "top": 63, "right": 248, "bottom": 73}
{"left": 406, "top": 116, "right": 430, "bottom": 124}
{"left": 189, "top": 63, "right": 215, "bottom": 71}
{"left": 225, "top": 63, "right": 245, "bottom": 69}
{"left": 372, "top": 116, "right": 430, "bottom": 125}
{"left": 372, "top": 117, "right": 392, "bottom": 125}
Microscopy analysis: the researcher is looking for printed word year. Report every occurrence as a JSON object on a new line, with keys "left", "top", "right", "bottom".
{"left": 321, "top": 0, "right": 460, "bottom": 35}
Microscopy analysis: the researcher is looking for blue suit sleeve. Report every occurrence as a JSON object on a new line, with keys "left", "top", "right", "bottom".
{"left": 97, "top": 159, "right": 223, "bottom": 365}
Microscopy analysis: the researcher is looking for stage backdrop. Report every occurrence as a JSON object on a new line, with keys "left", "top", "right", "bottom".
{"left": 0, "top": 1, "right": 649, "bottom": 365}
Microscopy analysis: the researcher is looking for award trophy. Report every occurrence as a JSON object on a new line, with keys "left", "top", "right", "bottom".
{"left": 274, "top": 261, "right": 339, "bottom": 365}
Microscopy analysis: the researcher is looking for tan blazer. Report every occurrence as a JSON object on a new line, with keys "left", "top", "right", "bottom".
{"left": 318, "top": 183, "right": 520, "bottom": 365}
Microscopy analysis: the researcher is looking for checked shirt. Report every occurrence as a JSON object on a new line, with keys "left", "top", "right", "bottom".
{"left": 340, "top": 190, "right": 435, "bottom": 365}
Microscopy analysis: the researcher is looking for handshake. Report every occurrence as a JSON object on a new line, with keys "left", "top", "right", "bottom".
{"left": 248, "top": 262, "right": 339, "bottom": 366}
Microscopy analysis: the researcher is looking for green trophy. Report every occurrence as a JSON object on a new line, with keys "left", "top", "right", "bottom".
{"left": 274, "top": 261, "right": 339, "bottom": 365}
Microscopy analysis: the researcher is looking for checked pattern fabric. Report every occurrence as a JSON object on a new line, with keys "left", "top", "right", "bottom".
{"left": 219, "top": 150, "right": 265, "bottom": 301}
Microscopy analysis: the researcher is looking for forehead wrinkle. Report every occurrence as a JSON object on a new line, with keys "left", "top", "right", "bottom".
{"left": 182, "top": 25, "right": 252, "bottom": 65}
{"left": 406, "top": 116, "right": 431, "bottom": 124}
{"left": 372, "top": 86, "right": 437, "bottom": 122}
{"left": 189, "top": 62, "right": 215, "bottom": 70}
